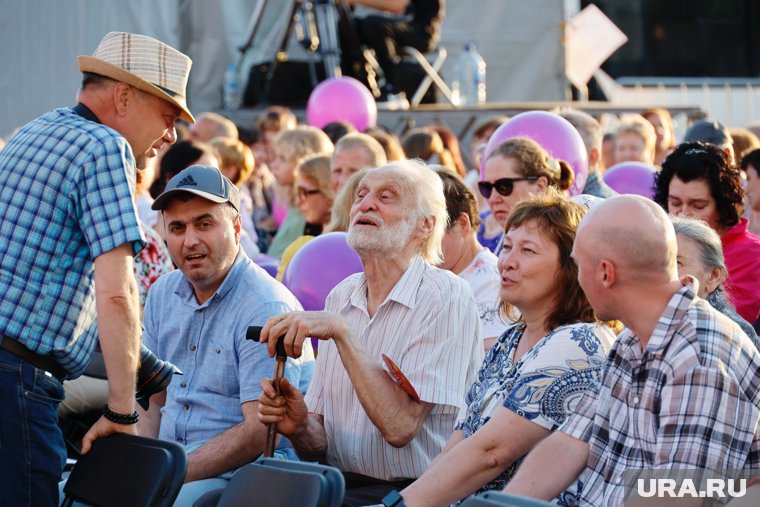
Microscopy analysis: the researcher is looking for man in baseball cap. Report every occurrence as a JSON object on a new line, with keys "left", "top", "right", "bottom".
{"left": 143, "top": 165, "right": 311, "bottom": 505}
{"left": 0, "top": 32, "right": 192, "bottom": 505}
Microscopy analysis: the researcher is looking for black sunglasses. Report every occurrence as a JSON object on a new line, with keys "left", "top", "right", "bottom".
{"left": 477, "top": 176, "right": 539, "bottom": 198}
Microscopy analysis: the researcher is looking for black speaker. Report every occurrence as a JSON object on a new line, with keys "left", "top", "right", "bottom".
{"left": 243, "top": 60, "right": 327, "bottom": 107}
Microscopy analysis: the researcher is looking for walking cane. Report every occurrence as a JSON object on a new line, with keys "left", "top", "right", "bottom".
{"left": 246, "top": 326, "right": 287, "bottom": 458}
{"left": 264, "top": 336, "right": 287, "bottom": 457}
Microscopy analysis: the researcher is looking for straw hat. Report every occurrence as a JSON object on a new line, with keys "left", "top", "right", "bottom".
{"left": 78, "top": 32, "right": 194, "bottom": 123}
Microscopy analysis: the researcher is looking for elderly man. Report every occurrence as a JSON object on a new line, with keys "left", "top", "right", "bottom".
{"left": 503, "top": 195, "right": 760, "bottom": 506}
{"left": 258, "top": 160, "right": 482, "bottom": 506}
{"left": 331, "top": 132, "right": 387, "bottom": 192}
{"left": 188, "top": 111, "right": 239, "bottom": 143}
{"left": 0, "top": 32, "right": 191, "bottom": 506}
{"left": 139, "top": 165, "right": 310, "bottom": 506}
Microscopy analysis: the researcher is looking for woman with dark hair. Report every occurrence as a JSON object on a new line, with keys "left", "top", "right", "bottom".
{"left": 436, "top": 170, "right": 503, "bottom": 351}
{"left": 395, "top": 189, "right": 616, "bottom": 507}
{"left": 478, "top": 137, "right": 574, "bottom": 255}
{"left": 653, "top": 141, "right": 760, "bottom": 323}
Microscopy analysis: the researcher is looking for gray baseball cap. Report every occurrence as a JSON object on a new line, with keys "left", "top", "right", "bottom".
{"left": 152, "top": 165, "right": 240, "bottom": 211}
{"left": 682, "top": 120, "right": 732, "bottom": 146}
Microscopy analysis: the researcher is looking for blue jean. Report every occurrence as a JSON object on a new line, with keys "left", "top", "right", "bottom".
{"left": 0, "top": 348, "right": 67, "bottom": 507}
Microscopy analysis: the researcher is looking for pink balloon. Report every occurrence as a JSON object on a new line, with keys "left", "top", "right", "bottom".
{"left": 306, "top": 77, "right": 378, "bottom": 131}
{"left": 282, "top": 232, "right": 364, "bottom": 311}
{"left": 480, "top": 111, "right": 589, "bottom": 196}
{"left": 603, "top": 162, "right": 658, "bottom": 198}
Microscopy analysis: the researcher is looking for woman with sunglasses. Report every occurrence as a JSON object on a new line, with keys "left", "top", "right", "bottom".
{"left": 276, "top": 155, "right": 335, "bottom": 281}
{"left": 479, "top": 137, "right": 574, "bottom": 254}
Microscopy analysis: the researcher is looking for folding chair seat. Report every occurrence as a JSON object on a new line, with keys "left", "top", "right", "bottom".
{"left": 61, "top": 433, "right": 187, "bottom": 507}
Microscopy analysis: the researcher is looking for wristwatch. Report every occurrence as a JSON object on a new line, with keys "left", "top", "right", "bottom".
{"left": 381, "top": 490, "right": 406, "bottom": 507}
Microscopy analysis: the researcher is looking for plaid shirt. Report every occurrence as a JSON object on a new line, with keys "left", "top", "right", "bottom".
{"left": 0, "top": 107, "right": 145, "bottom": 378}
{"left": 560, "top": 284, "right": 760, "bottom": 507}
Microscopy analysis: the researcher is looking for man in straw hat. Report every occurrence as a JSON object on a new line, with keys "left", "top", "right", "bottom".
{"left": 0, "top": 31, "right": 193, "bottom": 506}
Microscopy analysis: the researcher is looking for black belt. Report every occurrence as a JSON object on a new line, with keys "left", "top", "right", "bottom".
{"left": 0, "top": 336, "right": 66, "bottom": 381}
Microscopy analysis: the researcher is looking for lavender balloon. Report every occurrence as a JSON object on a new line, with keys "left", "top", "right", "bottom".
{"left": 480, "top": 111, "right": 589, "bottom": 196}
{"left": 306, "top": 77, "right": 378, "bottom": 131}
{"left": 603, "top": 162, "right": 658, "bottom": 198}
{"left": 282, "top": 232, "right": 364, "bottom": 311}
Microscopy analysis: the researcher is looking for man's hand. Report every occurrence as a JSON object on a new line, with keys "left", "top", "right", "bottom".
{"left": 80, "top": 415, "right": 138, "bottom": 454}
{"left": 260, "top": 311, "right": 349, "bottom": 358}
{"left": 257, "top": 377, "right": 309, "bottom": 438}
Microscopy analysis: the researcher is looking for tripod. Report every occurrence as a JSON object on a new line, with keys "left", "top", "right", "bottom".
{"left": 237, "top": 0, "right": 344, "bottom": 102}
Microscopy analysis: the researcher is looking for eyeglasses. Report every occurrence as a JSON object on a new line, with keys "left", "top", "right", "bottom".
{"left": 477, "top": 176, "right": 539, "bottom": 198}
{"left": 297, "top": 186, "right": 322, "bottom": 200}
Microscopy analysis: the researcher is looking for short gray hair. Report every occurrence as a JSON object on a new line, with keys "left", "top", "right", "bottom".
{"left": 334, "top": 133, "right": 387, "bottom": 168}
{"left": 671, "top": 215, "right": 727, "bottom": 278}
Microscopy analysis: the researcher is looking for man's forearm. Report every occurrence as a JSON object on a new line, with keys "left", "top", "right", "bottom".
{"left": 503, "top": 431, "right": 588, "bottom": 500}
{"left": 94, "top": 246, "right": 141, "bottom": 414}
{"left": 335, "top": 333, "right": 432, "bottom": 447}
{"left": 186, "top": 419, "right": 268, "bottom": 483}
{"left": 289, "top": 414, "right": 329, "bottom": 463}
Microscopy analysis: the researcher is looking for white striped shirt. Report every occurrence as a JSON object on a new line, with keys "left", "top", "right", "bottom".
{"left": 304, "top": 256, "right": 483, "bottom": 480}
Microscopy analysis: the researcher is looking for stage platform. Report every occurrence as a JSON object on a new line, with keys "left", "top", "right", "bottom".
{"left": 222, "top": 101, "right": 705, "bottom": 142}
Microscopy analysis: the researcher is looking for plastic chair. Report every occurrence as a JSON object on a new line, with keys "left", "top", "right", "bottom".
{"left": 400, "top": 46, "right": 455, "bottom": 106}
{"left": 195, "top": 458, "right": 344, "bottom": 507}
{"left": 61, "top": 433, "right": 187, "bottom": 507}
{"left": 460, "top": 491, "right": 556, "bottom": 506}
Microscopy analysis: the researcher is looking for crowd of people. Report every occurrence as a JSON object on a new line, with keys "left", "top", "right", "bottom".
{"left": 3, "top": 27, "right": 760, "bottom": 507}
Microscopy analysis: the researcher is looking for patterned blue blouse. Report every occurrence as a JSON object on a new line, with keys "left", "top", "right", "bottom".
{"left": 454, "top": 322, "right": 616, "bottom": 506}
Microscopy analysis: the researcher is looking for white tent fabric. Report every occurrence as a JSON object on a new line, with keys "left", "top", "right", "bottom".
{"left": 0, "top": 0, "right": 567, "bottom": 138}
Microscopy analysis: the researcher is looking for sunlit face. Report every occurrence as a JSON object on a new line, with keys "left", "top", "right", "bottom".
{"left": 644, "top": 112, "right": 673, "bottom": 153}
{"left": 122, "top": 89, "right": 179, "bottom": 169}
{"left": 347, "top": 170, "right": 417, "bottom": 255}
{"left": 164, "top": 196, "right": 240, "bottom": 302}
{"left": 188, "top": 118, "right": 218, "bottom": 143}
{"left": 296, "top": 175, "right": 331, "bottom": 225}
{"left": 571, "top": 226, "right": 609, "bottom": 321}
{"left": 745, "top": 164, "right": 760, "bottom": 212}
{"left": 331, "top": 146, "right": 372, "bottom": 192}
{"left": 614, "top": 132, "right": 649, "bottom": 165}
{"left": 676, "top": 235, "right": 721, "bottom": 298}
{"left": 269, "top": 143, "right": 298, "bottom": 186}
{"left": 482, "top": 155, "right": 541, "bottom": 228}
{"left": 439, "top": 216, "right": 468, "bottom": 272}
{"left": 667, "top": 177, "right": 721, "bottom": 232}
{"left": 497, "top": 220, "right": 560, "bottom": 314}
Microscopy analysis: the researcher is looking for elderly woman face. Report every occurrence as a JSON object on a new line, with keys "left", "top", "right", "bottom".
{"left": 498, "top": 218, "right": 560, "bottom": 313}
{"left": 675, "top": 234, "right": 722, "bottom": 298}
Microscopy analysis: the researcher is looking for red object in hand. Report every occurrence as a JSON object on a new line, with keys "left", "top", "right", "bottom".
{"left": 382, "top": 354, "right": 421, "bottom": 404}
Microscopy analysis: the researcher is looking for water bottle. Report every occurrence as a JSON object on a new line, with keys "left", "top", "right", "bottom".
{"left": 223, "top": 63, "right": 241, "bottom": 110}
{"left": 453, "top": 43, "right": 487, "bottom": 105}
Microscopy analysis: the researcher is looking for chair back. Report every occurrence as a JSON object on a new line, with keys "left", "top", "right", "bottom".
{"left": 61, "top": 433, "right": 187, "bottom": 507}
{"left": 460, "top": 491, "right": 556, "bottom": 506}
{"left": 215, "top": 459, "right": 344, "bottom": 507}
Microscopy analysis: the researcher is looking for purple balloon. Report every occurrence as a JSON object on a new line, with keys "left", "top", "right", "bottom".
{"left": 282, "top": 232, "right": 364, "bottom": 311}
{"left": 256, "top": 261, "right": 279, "bottom": 279}
{"left": 603, "top": 162, "right": 658, "bottom": 198}
{"left": 306, "top": 77, "right": 378, "bottom": 132}
{"left": 480, "top": 111, "right": 589, "bottom": 196}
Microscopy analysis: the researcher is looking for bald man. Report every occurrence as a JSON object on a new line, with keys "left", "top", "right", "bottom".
{"left": 330, "top": 133, "right": 387, "bottom": 192}
{"left": 503, "top": 195, "right": 760, "bottom": 506}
